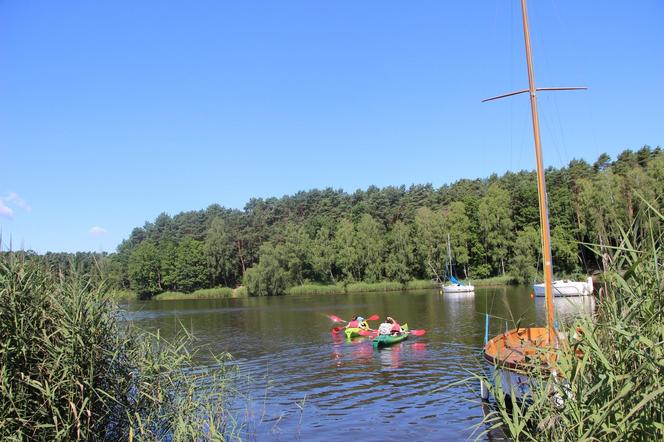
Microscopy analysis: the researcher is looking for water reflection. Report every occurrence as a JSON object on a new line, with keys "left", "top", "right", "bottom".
{"left": 551, "top": 295, "right": 595, "bottom": 321}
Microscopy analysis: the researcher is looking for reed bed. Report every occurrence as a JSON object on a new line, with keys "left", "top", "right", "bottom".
{"left": 0, "top": 255, "right": 239, "bottom": 441}
{"left": 406, "top": 279, "right": 439, "bottom": 289}
{"left": 471, "top": 275, "right": 517, "bottom": 287}
{"left": 286, "top": 279, "right": 436, "bottom": 296}
{"left": 153, "top": 286, "right": 234, "bottom": 300}
{"left": 477, "top": 207, "right": 664, "bottom": 441}
{"left": 106, "top": 289, "right": 139, "bottom": 301}
{"left": 286, "top": 284, "right": 346, "bottom": 296}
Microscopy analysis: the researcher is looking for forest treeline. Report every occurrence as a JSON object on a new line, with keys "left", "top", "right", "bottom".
{"left": 7, "top": 146, "right": 662, "bottom": 297}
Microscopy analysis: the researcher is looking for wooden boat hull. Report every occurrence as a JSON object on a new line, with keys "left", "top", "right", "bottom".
{"left": 483, "top": 327, "right": 552, "bottom": 401}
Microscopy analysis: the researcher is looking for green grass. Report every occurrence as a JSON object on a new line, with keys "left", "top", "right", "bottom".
{"left": 286, "top": 279, "right": 436, "bottom": 295}
{"left": 471, "top": 275, "right": 517, "bottom": 286}
{"left": 0, "top": 255, "right": 239, "bottom": 441}
{"left": 406, "top": 279, "right": 439, "bottom": 289}
{"left": 232, "top": 285, "right": 248, "bottom": 297}
{"left": 474, "top": 204, "right": 664, "bottom": 441}
{"left": 105, "top": 289, "right": 139, "bottom": 301}
{"left": 153, "top": 287, "right": 235, "bottom": 300}
{"left": 286, "top": 283, "right": 346, "bottom": 295}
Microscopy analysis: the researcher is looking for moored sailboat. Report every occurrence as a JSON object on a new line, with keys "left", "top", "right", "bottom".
{"left": 442, "top": 234, "right": 474, "bottom": 293}
{"left": 533, "top": 276, "right": 593, "bottom": 297}
{"left": 481, "top": 0, "right": 586, "bottom": 401}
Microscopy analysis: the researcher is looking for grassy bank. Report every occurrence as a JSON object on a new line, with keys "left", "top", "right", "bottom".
{"left": 478, "top": 211, "right": 663, "bottom": 440}
{"left": 106, "top": 289, "right": 140, "bottom": 301}
{"left": 0, "top": 255, "right": 238, "bottom": 440}
{"left": 153, "top": 287, "right": 233, "bottom": 300}
{"left": 470, "top": 275, "right": 517, "bottom": 287}
{"left": 115, "top": 275, "right": 514, "bottom": 301}
{"left": 286, "top": 279, "right": 437, "bottom": 295}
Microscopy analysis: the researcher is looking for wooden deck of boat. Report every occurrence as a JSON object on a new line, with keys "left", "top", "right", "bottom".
{"left": 484, "top": 327, "right": 553, "bottom": 369}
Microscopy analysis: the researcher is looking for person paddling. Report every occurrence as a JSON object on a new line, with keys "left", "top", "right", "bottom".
{"left": 346, "top": 316, "right": 360, "bottom": 328}
{"left": 378, "top": 317, "right": 402, "bottom": 335}
{"left": 388, "top": 316, "right": 402, "bottom": 335}
{"left": 346, "top": 315, "right": 370, "bottom": 329}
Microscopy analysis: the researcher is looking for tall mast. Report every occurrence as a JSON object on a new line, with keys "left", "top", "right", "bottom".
{"left": 447, "top": 233, "right": 452, "bottom": 278}
{"left": 520, "top": 0, "right": 556, "bottom": 341}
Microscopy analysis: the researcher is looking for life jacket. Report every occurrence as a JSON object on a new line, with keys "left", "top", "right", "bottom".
{"left": 391, "top": 322, "right": 401, "bottom": 333}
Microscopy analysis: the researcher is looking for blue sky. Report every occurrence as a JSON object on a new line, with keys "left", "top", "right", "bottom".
{"left": 1, "top": 0, "right": 662, "bottom": 253}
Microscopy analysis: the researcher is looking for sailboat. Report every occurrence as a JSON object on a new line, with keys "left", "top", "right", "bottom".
{"left": 533, "top": 277, "right": 593, "bottom": 297}
{"left": 482, "top": 0, "right": 586, "bottom": 401}
{"left": 442, "top": 234, "right": 474, "bottom": 293}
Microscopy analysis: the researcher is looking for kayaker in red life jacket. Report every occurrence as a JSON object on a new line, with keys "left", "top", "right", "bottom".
{"left": 346, "top": 316, "right": 360, "bottom": 328}
{"left": 346, "top": 316, "right": 368, "bottom": 329}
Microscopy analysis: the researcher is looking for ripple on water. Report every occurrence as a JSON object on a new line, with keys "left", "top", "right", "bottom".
{"left": 124, "top": 287, "right": 541, "bottom": 440}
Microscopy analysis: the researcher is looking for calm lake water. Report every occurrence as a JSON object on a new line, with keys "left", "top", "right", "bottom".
{"left": 124, "top": 287, "right": 594, "bottom": 441}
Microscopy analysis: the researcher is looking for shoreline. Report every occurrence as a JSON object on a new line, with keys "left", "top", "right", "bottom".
{"left": 109, "top": 276, "right": 517, "bottom": 301}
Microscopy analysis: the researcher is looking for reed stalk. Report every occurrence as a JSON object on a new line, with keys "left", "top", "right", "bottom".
{"left": 0, "top": 254, "right": 239, "bottom": 441}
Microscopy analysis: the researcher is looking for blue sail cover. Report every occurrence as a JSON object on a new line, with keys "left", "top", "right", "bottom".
{"left": 450, "top": 276, "right": 460, "bottom": 285}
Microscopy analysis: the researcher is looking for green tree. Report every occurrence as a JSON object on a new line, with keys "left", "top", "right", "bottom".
{"left": 205, "top": 217, "right": 238, "bottom": 287}
{"left": 354, "top": 214, "right": 385, "bottom": 282}
{"left": 128, "top": 240, "right": 161, "bottom": 296}
{"left": 551, "top": 225, "right": 580, "bottom": 276}
{"left": 173, "top": 238, "right": 209, "bottom": 293}
{"left": 510, "top": 226, "right": 539, "bottom": 285}
{"left": 478, "top": 184, "right": 514, "bottom": 275}
{"left": 334, "top": 219, "right": 359, "bottom": 281}
{"left": 443, "top": 201, "right": 471, "bottom": 278}
{"left": 281, "top": 223, "right": 313, "bottom": 285}
{"left": 413, "top": 207, "right": 447, "bottom": 279}
{"left": 243, "top": 244, "right": 288, "bottom": 296}
{"left": 159, "top": 240, "right": 178, "bottom": 291}
{"left": 384, "top": 221, "right": 414, "bottom": 284}
{"left": 310, "top": 226, "right": 337, "bottom": 283}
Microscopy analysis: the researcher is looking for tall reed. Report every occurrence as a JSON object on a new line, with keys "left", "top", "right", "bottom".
{"left": 477, "top": 205, "right": 664, "bottom": 441}
{"left": 0, "top": 255, "right": 238, "bottom": 441}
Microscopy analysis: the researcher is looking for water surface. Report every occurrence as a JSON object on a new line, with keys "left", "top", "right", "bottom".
{"left": 125, "top": 287, "right": 593, "bottom": 440}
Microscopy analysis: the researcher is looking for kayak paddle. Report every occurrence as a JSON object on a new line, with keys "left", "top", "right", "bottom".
{"left": 409, "top": 329, "right": 426, "bottom": 336}
{"left": 328, "top": 313, "right": 379, "bottom": 323}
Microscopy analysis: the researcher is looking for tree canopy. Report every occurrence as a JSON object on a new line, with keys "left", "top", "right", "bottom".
{"left": 14, "top": 146, "right": 660, "bottom": 297}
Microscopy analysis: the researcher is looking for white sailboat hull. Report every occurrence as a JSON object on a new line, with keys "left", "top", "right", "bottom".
{"left": 493, "top": 366, "right": 534, "bottom": 402}
{"left": 443, "top": 284, "right": 475, "bottom": 293}
{"left": 533, "top": 277, "right": 593, "bottom": 297}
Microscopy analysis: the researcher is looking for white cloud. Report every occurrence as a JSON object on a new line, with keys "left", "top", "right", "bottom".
{"left": 0, "top": 192, "right": 31, "bottom": 218}
{"left": 6, "top": 192, "right": 32, "bottom": 212}
{"left": 0, "top": 200, "right": 13, "bottom": 219}
{"left": 90, "top": 226, "right": 108, "bottom": 237}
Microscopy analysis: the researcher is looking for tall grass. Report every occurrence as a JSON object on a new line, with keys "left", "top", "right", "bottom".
{"left": 285, "top": 279, "right": 436, "bottom": 296}
{"left": 472, "top": 275, "right": 517, "bottom": 287}
{"left": 0, "top": 255, "right": 239, "bottom": 441}
{"left": 477, "top": 206, "right": 664, "bottom": 440}
{"left": 286, "top": 284, "right": 346, "bottom": 295}
{"left": 106, "top": 289, "right": 139, "bottom": 301}
{"left": 153, "top": 286, "right": 235, "bottom": 300}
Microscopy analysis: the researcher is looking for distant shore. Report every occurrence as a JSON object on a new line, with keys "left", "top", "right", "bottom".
{"left": 108, "top": 275, "right": 518, "bottom": 301}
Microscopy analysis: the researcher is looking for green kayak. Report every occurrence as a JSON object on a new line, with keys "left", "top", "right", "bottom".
{"left": 372, "top": 324, "right": 409, "bottom": 349}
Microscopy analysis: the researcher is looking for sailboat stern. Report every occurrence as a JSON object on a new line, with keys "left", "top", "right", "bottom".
{"left": 483, "top": 327, "right": 552, "bottom": 401}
